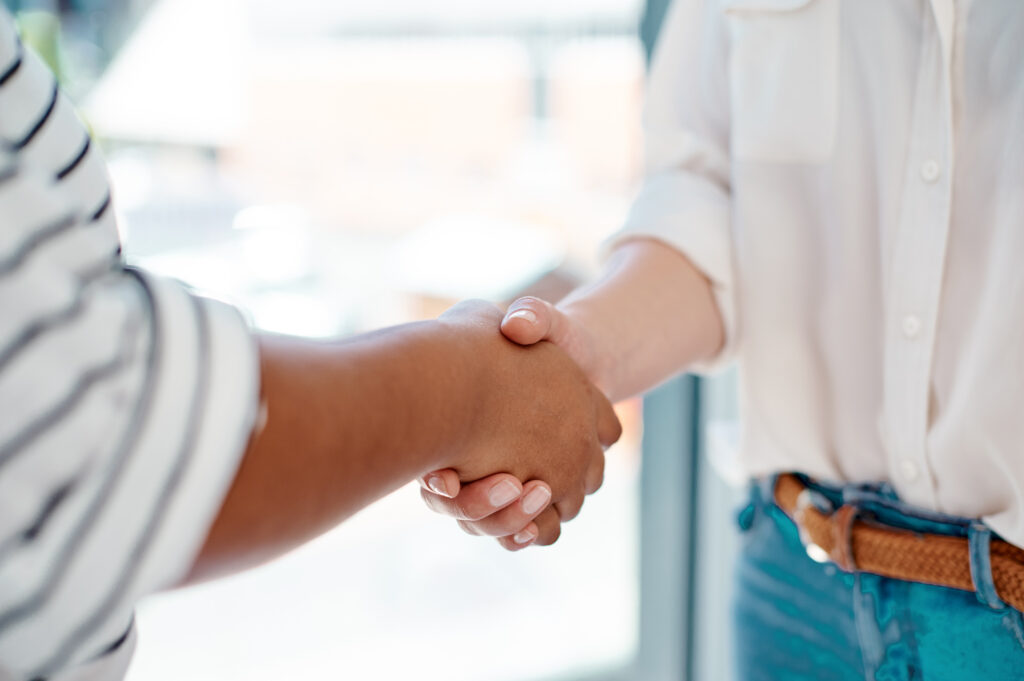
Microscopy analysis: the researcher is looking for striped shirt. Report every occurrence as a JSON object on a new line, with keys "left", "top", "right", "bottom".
{"left": 0, "top": 9, "right": 259, "bottom": 681}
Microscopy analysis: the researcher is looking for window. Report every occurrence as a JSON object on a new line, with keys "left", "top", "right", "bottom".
{"left": 25, "top": 0, "right": 650, "bottom": 679}
{"left": 17, "top": 0, "right": 749, "bottom": 677}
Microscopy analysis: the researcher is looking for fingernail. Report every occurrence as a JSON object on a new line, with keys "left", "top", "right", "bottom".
{"left": 514, "top": 529, "right": 536, "bottom": 545}
{"left": 521, "top": 486, "right": 551, "bottom": 515}
{"left": 426, "top": 476, "right": 448, "bottom": 497}
{"left": 506, "top": 309, "right": 537, "bottom": 324}
{"left": 488, "top": 480, "right": 521, "bottom": 507}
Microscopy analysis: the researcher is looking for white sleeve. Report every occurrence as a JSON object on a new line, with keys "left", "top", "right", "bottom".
{"left": 607, "top": 0, "right": 738, "bottom": 372}
{"left": 0, "top": 11, "right": 260, "bottom": 679}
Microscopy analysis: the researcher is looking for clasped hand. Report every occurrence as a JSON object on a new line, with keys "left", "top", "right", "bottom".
{"left": 421, "top": 298, "right": 613, "bottom": 550}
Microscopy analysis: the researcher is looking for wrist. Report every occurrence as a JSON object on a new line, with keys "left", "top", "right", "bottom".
{"left": 424, "top": 314, "right": 503, "bottom": 473}
{"left": 555, "top": 301, "right": 617, "bottom": 398}
{"left": 326, "top": 319, "right": 485, "bottom": 477}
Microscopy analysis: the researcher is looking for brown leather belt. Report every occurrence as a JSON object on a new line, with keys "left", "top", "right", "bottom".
{"left": 774, "top": 474, "right": 1024, "bottom": 612}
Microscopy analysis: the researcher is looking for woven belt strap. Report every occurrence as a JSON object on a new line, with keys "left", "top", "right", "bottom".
{"left": 774, "top": 474, "right": 1024, "bottom": 612}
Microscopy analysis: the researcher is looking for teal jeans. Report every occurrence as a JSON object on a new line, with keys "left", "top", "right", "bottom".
{"left": 734, "top": 477, "right": 1024, "bottom": 681}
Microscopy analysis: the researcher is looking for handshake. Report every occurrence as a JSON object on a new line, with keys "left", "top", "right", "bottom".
{"left": 193, "top": 240, "right": 711, "bottom": 582}
{"left": 195, "top": 241, "right": 707, "bottom": 582}
{"left": 417, "top": 296, "right": 621, "bottom": 551}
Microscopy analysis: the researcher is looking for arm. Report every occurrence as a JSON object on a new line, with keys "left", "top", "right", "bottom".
{"left": 188, "top": 301, "right": 621, "bottom": 582}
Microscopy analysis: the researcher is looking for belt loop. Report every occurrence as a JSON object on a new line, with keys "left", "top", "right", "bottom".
{"left": 830, "top": 504, "right": 859, "bottom": 572}
{"left": 968, "top": 522, "right": 1005, "bottom": 610}
{"left": 738, "top": 481, "right": 759, "bottom": 532}
{"left": 761, "top": 474, "right": 779, "bottom": 508}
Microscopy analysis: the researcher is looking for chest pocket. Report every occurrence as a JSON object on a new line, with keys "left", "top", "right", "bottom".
{"left": 724, "top": 0, "right": 840, "bottom": 163}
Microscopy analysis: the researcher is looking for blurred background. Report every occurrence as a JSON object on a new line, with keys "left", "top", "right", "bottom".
{"left": 7, "top": 0, "right": 744, "bottom": 678}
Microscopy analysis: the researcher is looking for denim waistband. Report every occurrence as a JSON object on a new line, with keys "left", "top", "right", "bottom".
{"left": 750, "top": 473, "right": 1009, "bottom": 610}
{"left": 753, "top": 473, "right": 981, "bottom": 539}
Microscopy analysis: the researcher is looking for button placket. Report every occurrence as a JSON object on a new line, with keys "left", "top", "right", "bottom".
{"left": 882, "top": 12, "right": 956, "bottom": 508}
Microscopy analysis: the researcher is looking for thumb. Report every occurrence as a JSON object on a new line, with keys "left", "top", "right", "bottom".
{"left": 502, "top": 297, "right": 601, "bottom": 388}
{"left": 419, "top": 469, "right": 461, "bottom": 498}
{"left": 501, "top": 297, "right": 563, "bottom": 347}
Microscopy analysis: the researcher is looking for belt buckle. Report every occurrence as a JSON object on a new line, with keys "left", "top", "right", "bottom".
{"left": 794, "top": 487, "right": 859, "bottom": 572}
{"left": 794, "top": 489, "right": 832, "bottom": 564}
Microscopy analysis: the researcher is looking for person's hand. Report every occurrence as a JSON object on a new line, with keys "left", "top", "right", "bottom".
{"left": 423, "top": 297, "right": 607, "bottom": 549}
{"left": 500, "top": 297, "right": 600, "bottom": 387}
{"left": 419, "top": 471, "right": 564, "bottom": 551}
{"left": 422, "top": 299, "right": 619, "bottom": 548}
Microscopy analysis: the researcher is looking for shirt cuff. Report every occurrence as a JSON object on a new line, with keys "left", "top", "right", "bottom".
{"left": 603, "top": 172, "right": 738, "bottom": 374}
{"left": 127, "top": 271, "right": 260, "bottom": 593}
{"left": 3, "top": 269, "right": 261, "bottom": 679}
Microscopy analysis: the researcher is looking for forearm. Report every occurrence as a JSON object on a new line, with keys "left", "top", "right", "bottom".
{"left": 186, "top": 323, "right": 475, "bottom": 583}
{"left": 560, "top": 238, "right": 724, "bottom": 403}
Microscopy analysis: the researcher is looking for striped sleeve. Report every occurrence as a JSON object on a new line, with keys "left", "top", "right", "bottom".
{"left": 0, "top": 11, "right": 260, "bottom": 681}
{"left": 0, "top": 9, "right": 115, "bottom": 258}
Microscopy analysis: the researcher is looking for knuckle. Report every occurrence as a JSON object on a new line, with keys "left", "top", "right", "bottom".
{"left": 457, "top": 519, "right": 481, "bottom": 536}
{"left": 558, "top": 499, "right": 583, "bottom": 522}
{"left": 542, "top": 524, "right": 562, "bottom": 546}
{"left": 496, "top": 516, "right": 529, "bottom": 536}
{"left": 471, "top": 517, "right": 506, "bottom": 537}
{"left": 458, "top": 503, "right": 487, "bottom": 522}
{"left": 502, "top": 535, "right": 530, "bottom": 552}
{"left": 612, "top": 421, "right": 624, "bottom": 442}
{"left": 420, "top": 487, "right": 445, "bottom": 512}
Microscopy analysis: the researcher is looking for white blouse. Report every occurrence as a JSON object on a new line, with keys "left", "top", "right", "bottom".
{"left": 614, "top": 0, "right": 1024, "bottom": 545}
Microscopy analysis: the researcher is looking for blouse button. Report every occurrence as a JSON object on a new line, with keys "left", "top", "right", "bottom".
{"left": 899, "top": 458, "right": 920, "bottom": 482}
{"left": 902, "top": 315, "right": 922, "bottom": 339}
